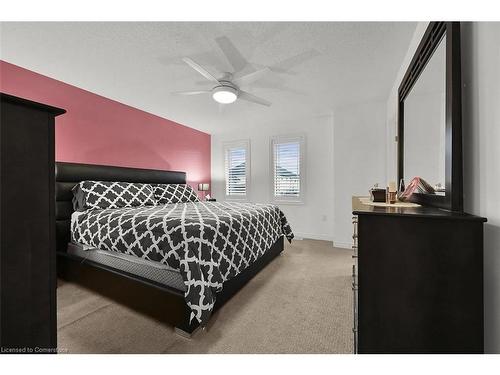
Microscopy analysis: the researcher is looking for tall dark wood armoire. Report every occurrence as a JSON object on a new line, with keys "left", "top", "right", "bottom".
{"left": 0, "top": 93, "right": 65, "bottom": 353}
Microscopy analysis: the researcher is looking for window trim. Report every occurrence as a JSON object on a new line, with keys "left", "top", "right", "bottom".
{"left": 270, "top": 134, "right": 306, "bottom": 204}
{"left": 223, "top": 139, "right": 251, "bottom": 201}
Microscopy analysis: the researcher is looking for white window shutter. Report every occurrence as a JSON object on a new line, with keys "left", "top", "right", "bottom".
{"left": 271, "top": 135, "right": 305, "bottom": 203}
{"left": 224, "top": 140, "right": 250, "bottom": 199}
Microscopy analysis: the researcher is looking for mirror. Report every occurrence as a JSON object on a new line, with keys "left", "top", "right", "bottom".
{"left": 397, "top": 22, "right": 463, "bottom": 212}
{"left": 403, "top": 35, "right": 446, "bottom": 195}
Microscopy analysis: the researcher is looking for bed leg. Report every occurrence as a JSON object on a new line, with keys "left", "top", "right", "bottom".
{"left": 174, "top": 325, "right": 201, "bottom": 339}
{"left": 174, "top": 304, "right": 201, "bottom": 338}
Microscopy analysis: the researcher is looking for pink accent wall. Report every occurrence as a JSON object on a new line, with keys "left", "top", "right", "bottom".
{"left": 0, "top": 60, "right": 211, "bottom": 190}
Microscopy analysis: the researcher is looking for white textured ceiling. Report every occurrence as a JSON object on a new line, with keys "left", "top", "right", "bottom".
{"left": 0, "top": 22, "right": 416, "bottom": 135}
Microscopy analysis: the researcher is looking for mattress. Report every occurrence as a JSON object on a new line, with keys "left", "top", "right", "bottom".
{"left": 67, "top": 242, "right": 186, "bottom": 292}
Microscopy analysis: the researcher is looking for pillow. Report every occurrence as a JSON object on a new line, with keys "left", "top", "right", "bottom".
{"left": 154, "top": 184, "right": 200, "bottom": 204}
{"left": 72, "top": 181, "right": 155, "bottom": 211}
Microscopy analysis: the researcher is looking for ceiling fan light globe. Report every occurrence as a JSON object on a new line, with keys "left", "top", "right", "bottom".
{"left": 212, "top": 86, "right": 238, "bottom": 104}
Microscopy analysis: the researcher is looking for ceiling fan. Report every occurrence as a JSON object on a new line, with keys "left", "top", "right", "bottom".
{"left": 172, "top": 36, "right": 272, "bottom": 107}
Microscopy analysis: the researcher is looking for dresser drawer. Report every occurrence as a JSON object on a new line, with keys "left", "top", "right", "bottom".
{"left": 352, "top": 216, "right": 358, "bottom": 241}
{"left": 352, "top": 215, "right": 358, "bottom": 353}
{"left": 352, "top": 272, "right": 358, "bottom": 354}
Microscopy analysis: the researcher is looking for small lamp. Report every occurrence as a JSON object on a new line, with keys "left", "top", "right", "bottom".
{"left": 197, "top": 183, "right": 210, "bottom": 200}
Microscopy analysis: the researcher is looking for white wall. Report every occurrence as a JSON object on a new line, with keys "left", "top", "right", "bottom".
{"left": 211, "top": 99, "right": 388, "bottom": 248}
{"left": 332, "top": 99, "right": 388, "bottom": 248}
{"left": 461, "top": 22, "right": 500, "bottom": 353}
{"left": 211, "top": 114, "right": 335, "bottom": 241}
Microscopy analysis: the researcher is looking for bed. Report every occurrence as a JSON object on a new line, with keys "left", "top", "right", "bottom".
{"left": 55, "top": 162, "right": 293, "bottom": 336}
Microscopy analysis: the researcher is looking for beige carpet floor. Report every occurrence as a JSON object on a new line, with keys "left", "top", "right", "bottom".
{"left": 57, "top": 239, "right": 353, "bottom": 354}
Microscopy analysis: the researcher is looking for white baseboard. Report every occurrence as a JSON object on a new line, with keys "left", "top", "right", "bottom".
{"left": 332, "top": 241, "right": 352, "bottom": 249}
{"left": 291, "top": 233, "right": 353, "bottom": 249}
{"left": 293, "top": 232, "right": 334, "bottom": 243}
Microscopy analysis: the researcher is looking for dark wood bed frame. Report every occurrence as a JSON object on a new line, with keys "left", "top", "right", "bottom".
{"left": 55, "top": 162, "right": 284, "bottom": 336}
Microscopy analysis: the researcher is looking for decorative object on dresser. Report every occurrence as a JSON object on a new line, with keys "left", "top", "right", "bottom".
{"left": 351, "top": 196, "right": 485, "bottom": 353}
{"left": 387, "top": 181, "right": 397, "bottom": 204}
{"left": 0, "top": 93, "right": 65, "bottom": 352}
{"left": 399, "top": 176, "right": 435, "bottom": 201}
{"left": 369, "top": 184, "right": 386, "bottom": 203}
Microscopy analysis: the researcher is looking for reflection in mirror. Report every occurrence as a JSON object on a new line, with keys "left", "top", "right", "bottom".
{"left": 403, "top": 35, "right": 446, "bottom": 195}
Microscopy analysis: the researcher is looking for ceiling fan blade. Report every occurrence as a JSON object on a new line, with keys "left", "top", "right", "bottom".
{"left": 172, "top": 90, "right": 211, "bottom": 96}
{"left": 233, "top": 67, "right": 270, "bottom": 86}
{"left": 239, "top": 91, "right": 271, "bottom": 107}
{"left": 182, "top": 58, "right": 220, "bottom": 83}
{"left": 215, "top": 36, "right": 248, "bottom": 73}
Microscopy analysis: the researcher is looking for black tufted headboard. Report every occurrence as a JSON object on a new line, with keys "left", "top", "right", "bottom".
{"left": 55, "top": 162, "right": 187, "bottom": 252}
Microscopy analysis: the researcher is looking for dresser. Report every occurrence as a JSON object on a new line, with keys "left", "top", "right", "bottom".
{"left": 0, "top": 93, "right": 65, "bottom": 352}
{"left": 351, "top": 196, "right": 486, "bottom": 354}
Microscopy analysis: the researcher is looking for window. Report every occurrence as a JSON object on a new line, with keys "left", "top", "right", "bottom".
{"left": 224, "top": 140, "right": 250, "bottom": 200}
{"left": 271, "top": 135, "right": 305, "bottom": 203}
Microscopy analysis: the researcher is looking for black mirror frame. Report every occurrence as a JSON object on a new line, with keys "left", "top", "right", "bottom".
{"left": 398, "top": 22, "right": 463, "bottom": 212}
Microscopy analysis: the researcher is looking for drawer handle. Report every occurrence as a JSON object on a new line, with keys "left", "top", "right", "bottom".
{"left": 352, "top": 254, "right": 358, "bottom": 259}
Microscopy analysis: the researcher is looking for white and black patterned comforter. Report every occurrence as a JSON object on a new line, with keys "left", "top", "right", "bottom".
{"left": 71, "top": 201, "right": 294, "bottom": 325}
